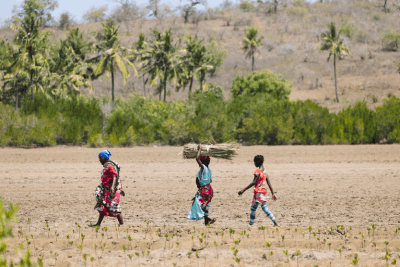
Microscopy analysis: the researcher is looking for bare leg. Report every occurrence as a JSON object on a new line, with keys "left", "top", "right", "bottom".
{"left": 89, "top": 213, "right": 104, "bottom": 227}
{"left": 117, "top": 214, "right": 124, "bottom": 225}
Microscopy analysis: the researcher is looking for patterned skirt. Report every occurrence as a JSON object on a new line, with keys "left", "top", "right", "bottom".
{"left": 197, "top": 184, "right": 213, "bottom": 204}
{"left": 94, "top": 183, "right": 122, "bottom": 217}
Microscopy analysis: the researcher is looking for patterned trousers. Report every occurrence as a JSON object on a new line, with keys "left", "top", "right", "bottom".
{"left": 249, "top": 203, "right": 276, "bottom": 225}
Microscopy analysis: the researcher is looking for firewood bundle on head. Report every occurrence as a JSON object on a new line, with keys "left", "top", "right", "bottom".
{"left": 183, "top": 143, "right": 239, "bottom": 160}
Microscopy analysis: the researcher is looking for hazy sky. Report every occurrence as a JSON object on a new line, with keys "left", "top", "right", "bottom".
{"left": 0, "top": 0, "right": 229, "bottom": 23}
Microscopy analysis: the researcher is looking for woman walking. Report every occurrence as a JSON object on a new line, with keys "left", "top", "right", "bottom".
{"left": 187, "top": 145, "right": 216, "bottom": 225}
{"left": 90, "top": 150, "right": 124, "bottom": 227}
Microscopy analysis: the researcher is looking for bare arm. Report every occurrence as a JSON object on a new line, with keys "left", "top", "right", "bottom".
{"left": 196, "top": 145, "right": 204, "bottom": 170}
{"left": 238, "top": 175, "right": 257, "bottom": 195}
{"left": 266, "top": 174, "right": 277, "bottom": 200}
{"left": 111, "top": 176, "right": 116, "bottom": 193}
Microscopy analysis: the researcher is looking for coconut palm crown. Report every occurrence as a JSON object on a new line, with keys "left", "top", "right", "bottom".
{"left": 242, "top": 27, "right": 264, "bottom": 72}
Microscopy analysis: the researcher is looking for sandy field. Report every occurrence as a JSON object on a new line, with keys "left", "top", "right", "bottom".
{"left": 1, "top": 145, "right": 400, "bottom": 266}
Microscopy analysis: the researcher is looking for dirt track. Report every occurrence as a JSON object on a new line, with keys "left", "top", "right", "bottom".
{"left": 1, "top": 145, "right": 400, "bottom": 266}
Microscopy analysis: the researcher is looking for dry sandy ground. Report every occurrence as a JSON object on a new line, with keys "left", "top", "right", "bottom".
{"left": 1, "top": 145, "right": 400, "bottom": 266}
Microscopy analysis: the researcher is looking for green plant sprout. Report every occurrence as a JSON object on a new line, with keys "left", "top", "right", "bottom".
{"left": 135, "top": 252, "right": 140, "bottom": 266}
{"left": 385, "top": 241, "right": 389, "bottom": 252}
{"left": 392, "top": 259, "right": 397, "bottom": 265}
{"left": 214, "top": 241, "right": 218, "bottom": 259}
{"left": 229, "top": 228, "right": 235, "bottom": 238}
{"left": 339, "top": 248, "right": 342, "bottom": 259}
{"left": 27, "top": 218, "right": 31, "bottom": 232}
{"left": 351, "top": 253, "right": 359, "bottom": 266}
{"left": 82, "top": 253, "right": 87, "bottom": 267}
{"left": 296, "top": 250, "right": 300, "bottom": 267}
{"left": 302, "top": 232, "right": 305, "bottom": 239}
{"left": 93, "top": 243, "right": 97, "bottom": 254}
{"left": 309, "top": 226, "right": 313, "bottom": 239}
{"left": 328, "top": 243, "right": 331, "bottom": 250}
{"left": 372, "top": 224, "right": 376, "bottom": 239}
{"left": 90, "top": 257, "right": 94, "bottom": 267}
{"left": 283, "top": 249, "right": 288, "bottom": 260}
{"left": 281, "top": 235, "right": 285, "bottom": 247}
{"left": 104, "top": 227, "right": 108, "bottom": 239}
{"left": 128, "top": 235, "right": 132, "bottom": 250}
{"left": 235, "top": 257, "right": 241, "bottom": 264}
{"left": 128, "top": 254, "right": 132, "bottom": 266}
{"left": 37, "top": 256, "right": 43, "bottom": 267}
{"left": 78, "top": 244, "right": 82, "bottom": 254}
{"left": 95, "top": 226, "right": 99, "bottom": 239}
{"left": 234, "top": 239, "right": 241, "bottom": 245}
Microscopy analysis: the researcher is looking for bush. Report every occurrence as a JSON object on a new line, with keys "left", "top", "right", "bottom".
{"left": 231, "top": 70, "right": 293, "bottom": 100}
{"left": 323, "top": 101, "right": 376, "bottom": 144}
{"left": 356, "top": 31, "right": 367, "bottom": 43}
{"left": 382, "top": 30, "right": 400, "bottom": 51}
{"left": 287, "top": 7, "right": 309, "bottom": 17}
{"left": 239, "top": 1, "right": 254, "bottom": 12}
{"left": 376, "top": 97, "right": 400, "bottom": 143}
{"left": 341, "top": 24, "right": 355, "bottom": 39}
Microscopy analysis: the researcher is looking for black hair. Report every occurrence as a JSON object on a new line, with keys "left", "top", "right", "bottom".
{"left": 254, "top": 155, "right": 264, "bottom": 168}
{"left": 201, "top": 158, "right": 210, "bottom": 167}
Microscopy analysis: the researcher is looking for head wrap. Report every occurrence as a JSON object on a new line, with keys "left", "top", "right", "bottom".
{"left": 99, "top": 150, "right": 112, "bottom": 160}
{"left": 199, "top": 156, "right": 210, "bottom": 161}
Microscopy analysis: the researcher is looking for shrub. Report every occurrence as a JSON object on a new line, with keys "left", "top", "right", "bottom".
{"left": 323, "top": 101, "right": 377, "bottom": 144}
{"left": 231, "top": 70, "right": 293, "bottom": 101}
{"left": 356, "top": 31, "right": 367, "bottom": 43}
{"left": 382, "top": 30, "right": 400, "bottom": 51}
{"left": 375, "top": 97, "right": 400, "bottom": 143}
{"left": 239, "top": 1, "right": 254, "bottom": 12}
{"left": 287, "top": 7, "right": 309, "bottom": 17}
{"left": 341, "top": 24, "right": 355, "bottom": 39}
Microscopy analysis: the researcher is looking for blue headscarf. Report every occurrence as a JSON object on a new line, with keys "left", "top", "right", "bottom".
{"left": 99, "top": 150, "right": 112, "bottom": 160}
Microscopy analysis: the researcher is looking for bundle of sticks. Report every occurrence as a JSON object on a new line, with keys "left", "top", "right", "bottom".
{"left": 183, "top": 143, "right": 239, "bottom": 160}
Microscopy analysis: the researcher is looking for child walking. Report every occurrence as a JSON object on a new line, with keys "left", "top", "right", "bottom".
{"left": 238, "top": 155, "right": 279, "bottom": 227}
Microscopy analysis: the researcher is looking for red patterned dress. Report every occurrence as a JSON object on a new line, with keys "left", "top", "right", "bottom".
{"left": 94, "top": 162, "right": 122, "bottom": 217}
{"left": 252, "top": 169, "right": 268, "bottom": 205}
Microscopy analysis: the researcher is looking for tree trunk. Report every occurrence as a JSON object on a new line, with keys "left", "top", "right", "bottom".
{"left": 334, "top": 54, "right": 339, "bottom": 103}
{"left": 163, "top": 68, "right": 167, "bottom": 102}
{"left": 274, "top": 0, "right": 278, "bottom": 13}
{"left": 2, "top": 84, "right": 5, "bottom": 103}
{"left": 383, "top": 0, "right": 388, "bottom": 13}
{"left": 15, "top": 88, "right": 18, "bottom": 111}
{"left": 252, "top": 55, "right": 255, "bottom": 72}
{"left": 143, "top": 76, "right": 146, "bottom": 96}
{"left": 188, "top": 70, "right": 194, "bottom": 100}
{"left": 111, "top": 67, "right": 115, "bottom": 109}
{"left": 30, "top": 70, "right": 34, "bottom": 101}
{"left": 200, "top": 71, "right": 205, "bottom": 93}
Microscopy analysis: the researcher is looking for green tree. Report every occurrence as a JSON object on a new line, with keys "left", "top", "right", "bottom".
{"left": 242, "top": 27, "right": 264, "bottom": 72}
{"left": 205, "top": 39, "right": 227, "bottom": 78}
{"left": 11, "top": 0, "right": 52, "bottom": 102}
{"left": 133, "top": 33, "right": 150, "bottom": 95}
{"left": 82, "top": 5, "right": 108, "bottom": 23}
{"left": 140, "top": 29, "right": 183, "bottom": 102}
{"left": 320, "top": 22, "right": 350, "bottom": 103}
{"left": 231, "top": 70, "right": 292, "bottom": 100}
{"left": 49, "top": 28, "right": 93, "bottom": 97}
{"left": 182, "top": 35, "right": 213, "bottom": 96}
{"left": 94, "top": 19, "right": 137, "bottom": 108}
{"left": 12, "top": 0, "right": 59, "bottom": 27}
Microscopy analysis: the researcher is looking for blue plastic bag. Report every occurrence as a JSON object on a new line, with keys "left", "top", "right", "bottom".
{"left": 187, "top": 195, "right": 204, "bottom": 221}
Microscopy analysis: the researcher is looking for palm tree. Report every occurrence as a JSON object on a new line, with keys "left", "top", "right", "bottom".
{"left": 320, "top": 22, "right": 350, "bottom": 103}
{"left": 133, "top": 33, "right": 150, "bottom": 96}
{"left": 11, "top": 0, "right": 51, "bottom": 102}
{"left": 49, "top": 29, "right": 93, "bottom": 97}
{"left": 242, "top": 27, "right": 264, "bottom": 72}
{"left": 140, "top": 29, "right": 183, "bottom": 102}
{"left": 94, "top": 19, "right": 137, "bottom": 108}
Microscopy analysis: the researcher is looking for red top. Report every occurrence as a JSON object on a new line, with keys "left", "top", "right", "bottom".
{"left": 101, "top": 163, "right": 118, "bottom": 185}
{"left": 254, "top": 169, "right": 268, "bottom": 193}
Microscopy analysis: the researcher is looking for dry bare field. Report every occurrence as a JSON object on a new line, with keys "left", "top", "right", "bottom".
{"left": 1, "top": 145, "right": 400, "bottom": 266}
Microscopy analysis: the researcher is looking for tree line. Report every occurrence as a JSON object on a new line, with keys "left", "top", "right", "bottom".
{"left": 0, "top": 0, "right": 355, "bottom": 108}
